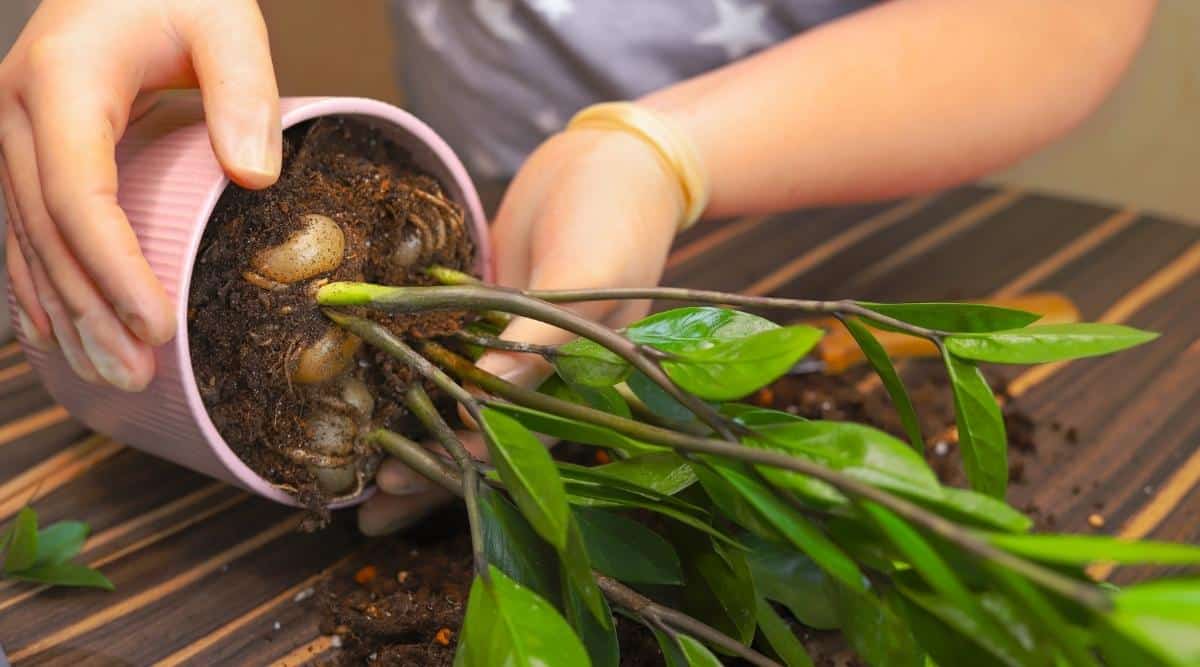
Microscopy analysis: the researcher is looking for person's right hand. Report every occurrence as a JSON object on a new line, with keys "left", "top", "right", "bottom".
{"left": 0, "top": 0, "right": 281, "bottom": 390}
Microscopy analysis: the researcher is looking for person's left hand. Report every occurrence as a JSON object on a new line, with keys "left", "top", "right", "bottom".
{"left": 358, "top": 127, "right": 686, "bottom": 535}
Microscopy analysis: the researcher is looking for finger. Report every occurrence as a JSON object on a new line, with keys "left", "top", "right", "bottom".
{"left": 1, "top": 164, "right": 50, "bottom": 342}
{"left": 358, "top": 487, "right": 452, "bottom": 537}
{"left": 173, "top": 0, "right": 281, "bottom": 188}
{"left": 2, "top": 125, "right": 155, "bottom": 389}
{"left": 23, "top": 78, "right": 175, "bottom": 346}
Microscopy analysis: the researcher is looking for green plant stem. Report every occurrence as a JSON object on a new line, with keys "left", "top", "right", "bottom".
{"left": 369, "top": 425, "right": 777, "bottom": 667}
{"left": 419, "top": 342, "right": 1111, "bottom": 613}
{"left": 404, "top": 385, "right": 488, "bottom": 578}
{"left": 525, "top": 286, "right": 945, "bottom": 340}
{"left": 319, "top": 284, "right": 736, "bottom": 440}
{"left": 453, "top": 329, "right": 557, "bottom": 358}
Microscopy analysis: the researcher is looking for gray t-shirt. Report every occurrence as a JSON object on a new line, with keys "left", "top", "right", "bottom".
{"left": 389, "top": 0, "right": 875, "bottom": 187}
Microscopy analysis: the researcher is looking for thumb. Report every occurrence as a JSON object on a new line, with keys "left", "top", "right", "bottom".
{"left": 174, "top": 0, "right": 281, "bottom": 189}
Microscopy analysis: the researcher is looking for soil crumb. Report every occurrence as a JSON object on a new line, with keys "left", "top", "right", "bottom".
{"left": 188, "top": 117, "right": 476, "bottom": 513}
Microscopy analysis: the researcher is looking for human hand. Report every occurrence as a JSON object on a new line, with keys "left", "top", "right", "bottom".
{"left": 0, "top": 0, "right": 280, "bottom": 390}
{"left": 358, "top": 127, "right": 686, "bottom": 534}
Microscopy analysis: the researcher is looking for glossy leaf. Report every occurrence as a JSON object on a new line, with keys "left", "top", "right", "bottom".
{"left": 946, "top": 323, "right": 1158, "bottom": 364}
{"left": 652, "top": 628, "right": 690, "bottom": 667}
{"left": 2, "top": 507, "right": 39, "bottom": 573}
{"left": 755, "top": 598, "right": 815, "bottom": 667}
{"left": 564, "top": 577, "right": 620, "bottom": 667}
{"left": 984, "top": 563, "right": 1098, "bottom": 666}
{"left": 742, "top": 419, "right": 942, "bottom": 507}
{"left": 35, "top": 521, "right": 89, "bottom": 567}
{"left": 675, "top": 634, "right": 724, "bottom": 666}
{"left": 8, "top": 562, "right": 113, "bottom": 590}
{"left": 562, "top": 517, "right": 610, "bottom": 627}
{"left": 575, "top": 507, "right": 683, "bottom": 585}
{"left": 832, "top": 584, "right": 924, "bottom": 667}
{"left": 841, "top": 317, "right": 924, "bottom": 451}
{"left": 660, "top": 326, "right": 823, "bottom": 401}
{"left": 595, "top": 452, "right": 697, "bottom": 496}
{"left": 625, "top": 306, "right": 778, "bottom": 348}
{"left": 540, "top": 374, "right": 633, "bottom": 419}
{"left": 987, "top": 533, "right": 1200, "bottom": 566}
{"left": 707, "top": 461, "right": 866, "bottom": 595}
{"left": 488, "top": 402, "right": 660, "bottom": 456}
{"left": 627, "top": 370, "right": 706, "bottom": 427}
{"left": 943, "top": 349, "right": 1008, "bottom": 498}
{"left": 560, "top": 478, "right": 742, "bottom": 550}
{"left": 668, "top": 525, "right": 758, "bottom": 645}
{"left": 456, "top": 565, "right": 590, "bottom": 667}
{"left": 556, "top": 338, "right": 630, "bottom": 387}
{"left": 692, "top": 462, "right": 785, "bottom": 541}
{"left": 897, "top": 587, "right": 1028, "bottom": 667}
{"left": 924, "top": 487, "right": 1032, "bottom": 533}
{"left": 859, "top": 301, "right": 1041, "bottom": 333}
{"left": 480, "top": 408, "right": 571, "bottom": 551}
{"left": 1101, "top": 579, "right": 1200, "bottom": 667}
{"left": 478, "top": 487, "right": 559, "bottom": 601}
{"left": 743, "top": 534, "right": 838, "bottom": 630}
{"left": 860, "top": 502, "right": 974, "bottom": 612}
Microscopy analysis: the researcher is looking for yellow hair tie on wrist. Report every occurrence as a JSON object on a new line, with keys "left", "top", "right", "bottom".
{"left": 567, "top": 101, "right": 710, "bottom": 230}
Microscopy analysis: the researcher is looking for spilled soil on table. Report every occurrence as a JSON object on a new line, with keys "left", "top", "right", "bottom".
{"left": 188, "top": 117, "right": 476, "bottom": 516}
{"left": 315, "top": 363, "right": 1059, "bottom": 666}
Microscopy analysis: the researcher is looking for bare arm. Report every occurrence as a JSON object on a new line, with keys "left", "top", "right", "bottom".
{"left": 642, "top": 0, "right": 1158, "bottom": 218}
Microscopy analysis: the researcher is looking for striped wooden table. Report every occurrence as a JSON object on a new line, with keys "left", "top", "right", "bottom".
{"left": 2, "top": 185, "right": 1198, "bottom": 665}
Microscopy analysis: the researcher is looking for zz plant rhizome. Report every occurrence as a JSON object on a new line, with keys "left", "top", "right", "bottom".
{"left": 184, "top": 119, "right": 1200, "bottom": 667}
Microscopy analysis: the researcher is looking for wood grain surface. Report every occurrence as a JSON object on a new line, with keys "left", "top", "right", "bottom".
{"left": 1, "top": 185, "right": 1197, "bottom": 665}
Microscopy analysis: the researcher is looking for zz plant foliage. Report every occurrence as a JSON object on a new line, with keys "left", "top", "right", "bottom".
{"left": 317, "top": 269, "right": 1197, "bottom": 667}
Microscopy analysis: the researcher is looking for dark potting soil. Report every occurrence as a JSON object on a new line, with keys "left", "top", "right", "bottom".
{"left": 318, "top": 362, "right": 1056, "bottom": 666}
{"left": 188, "top": 116, "right": 476, "bottom": 514}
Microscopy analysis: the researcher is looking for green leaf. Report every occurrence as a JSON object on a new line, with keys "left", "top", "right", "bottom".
{"left": 859, "top": 301, "right": 1041, "bottom": 333}
{"left": 456, "top": 566, "right": 591, "bottom": 667}
{"left": 841, "top": 317, "right": 924, "bottom": 451}
{"left": 8, "top": 561, "right": 113, "bottom": 590}
{"left": 478, "top": 487, "right": 559, "bottom": 601}
{"left": 627, "top": 306, "right": 778, "bottom": 348}
{"left": 987, "top": 533, "right": 1200, "bottom": 566}
{"left": 942, "top": 349, "right": 1008, "bottom": 498}
{"left": 3, "top": 507, "right": 39, "bottom": 573}
{"left": 675, "top": 634, "right": 724, "bottom": 666}
{"left": 661, "top": 326, "right": 823, "bottom": 401}
{"left": 556, "top": 338, "right": 630, "bottom": 388}
{"left": 488, "top": 402, "right": 660, "bottom": 456}
{"left": 668, "top": 524, "right": 758, "bottom": 645}
{"left": 984, "top": 563, "right": 1098, "bottom": 667}
{"left": 743, "top": 534, "right": 838, "bottom": 630}
{"left": 692, "top": 462, "right": 786, "bottom": 541}
{"left": 832, "top": 584, "right": 924, "bottom": 667}
{"left": 706, "top": 461, "right": 867, "bottom": 595}
{"left": 575, "top": 507, "right": 683, "bottom": 585}
{"left": 35, "top": 521, "right": 89, "bottom": 567}
{"left": 755, "top": 598, "right": 815, "bottom": 667}
{"left": 595, "top": 452, "right": 697, "bottom": 496}
{"left": 652, "top": 628, "right": 690, "bottom": 667}
{"left": 945, "top": 323, "right": 1159, "bottom": 364}
{"left": 742, "top": 419, "right": 942, "bottom": 507}
{"left": 860, "top": 502, "right": 974, "bottom": 611}
{"left": 562, "top": 517, "right": 610, "bottom": 627}
{"left": 627, "top": 370, "right": 707, "bottom": 427}
{"left": 924, "top": 487, "right": 1032, "bottom": 533}
{"left": 540, "top": 374, "right": 633, "bottom": 419}
{"left": 480, "top": 408, "right": 571, "bottom": 551}
{"left": 1101, "top": 580, "right": 1200, "bottom": 666}
{"left": 897, "top": 587, "right": 1030, "bottom": 667}
{"left": 564, "top": 576, "right": 620, "bottom": 667}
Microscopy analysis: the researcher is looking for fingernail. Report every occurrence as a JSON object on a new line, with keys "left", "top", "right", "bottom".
{"left": 76, "top": 317, "right": 147, "bottom": 392}
{"left": 236, "top": 111, "right": 281, "bottom": 181}
{"left": 16, "top": 305, "right": 48, "bottom": 350}
{"left": 58, "top": 334, "right": 101, "bottom": 385}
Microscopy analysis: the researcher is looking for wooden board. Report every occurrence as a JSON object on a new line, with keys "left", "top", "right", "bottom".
{"left": 1, "top": 185, "right": 1198, "bottom": 664}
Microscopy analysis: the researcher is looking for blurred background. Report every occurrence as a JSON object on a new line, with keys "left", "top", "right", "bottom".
{"left": 2, "top": 0, "right": 1197, "bottom": 220}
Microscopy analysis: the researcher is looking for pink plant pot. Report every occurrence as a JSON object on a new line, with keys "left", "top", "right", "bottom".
{"left": 14, "top": 95, "right": 493, "bottom": 508}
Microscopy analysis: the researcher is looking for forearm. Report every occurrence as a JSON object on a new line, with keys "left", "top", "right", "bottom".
{"left": 641, "top": 0, "right": 1156, "bottom": 218}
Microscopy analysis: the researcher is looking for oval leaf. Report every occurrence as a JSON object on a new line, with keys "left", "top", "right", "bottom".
{"left": 987, "top": 534, "right": 1200, "bottom": 567}
{"left": 859, "top": 301, "right": 1041, "bottom": 333}
{"left": 595, "top": 453, "right": 697, "bottom": 496}
{"left": 841, "top": 317, "right": 923, "bottom": 451}
{"left": 480, "top": 408, "right": 571, "bottom": 551}
{"left": 743, "top": 534, "right": 839, "bottom": 630}
{"left": 35, "top": 521, "right": 89, "bottom": 567}
{"left": 478, "top": 487, "right": 560, "bottom": 601}
{"left": 488, "top": 402, "right": 660, "bottom": 456}
{"left": 575, "top": 507, "right": 683, "bottom": 585}
{"left": 9, "top": 561, "right": 113, "bottom": 590}
{"left": 662, "top": 326, "right": 823, "bottom": 401}
{"left": 943, "top": 350, "right": 1008, "bottom": 498}
{"left": 946, "top": 323, "right": 1159, "bottom": 364}
{"left": 755, "top": 598, "right": 815, "bottom": 667}
{"left": 556, "top": 338, "right": 630, "bottom": 388}
{"left": 3, "top": 507, "right": 39, "bottom": 573}
{"left": 457, "top": 566, "right": 591, "bottom": 667}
